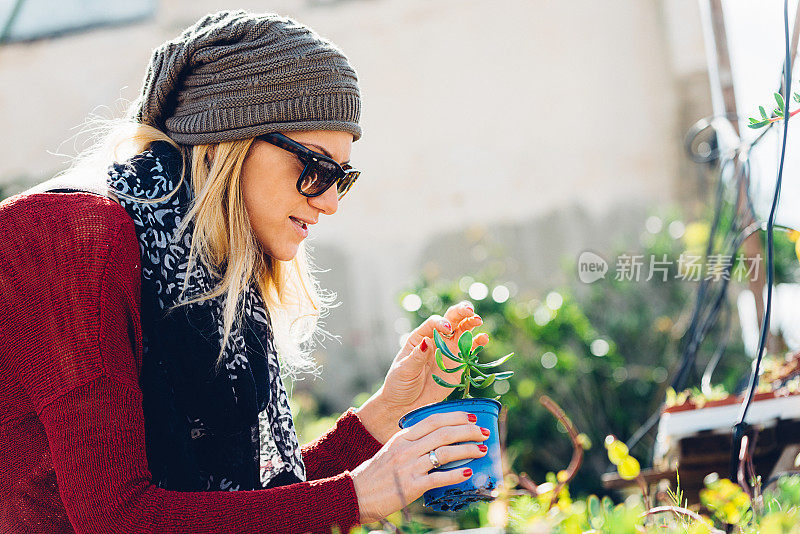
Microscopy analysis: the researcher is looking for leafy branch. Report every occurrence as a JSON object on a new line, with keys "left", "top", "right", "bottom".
{"left": 748, "top": 91, "right": 800, "bottom": 128}
{"left": 432, "top": 329, "right": 514, "bottom": 399}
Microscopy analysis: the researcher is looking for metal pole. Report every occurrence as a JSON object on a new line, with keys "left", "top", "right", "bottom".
{"left": 701, "top": 0, "right": 768, "bottom": 342}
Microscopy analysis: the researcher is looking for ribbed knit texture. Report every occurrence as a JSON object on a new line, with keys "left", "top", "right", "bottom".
{"left": 135, "top": 10, "right": 362, "bottom": 144}
{"left": 0, "top": 192, "right": 383, "bottom": 533}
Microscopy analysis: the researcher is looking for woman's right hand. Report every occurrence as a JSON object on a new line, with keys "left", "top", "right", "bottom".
{"left": 350, "top": 411, "right": 490, "bottom": 524}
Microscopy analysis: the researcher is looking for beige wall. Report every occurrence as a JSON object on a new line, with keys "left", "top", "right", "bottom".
{"left": 0, "top": 0, "right": 710, "bottom": 407}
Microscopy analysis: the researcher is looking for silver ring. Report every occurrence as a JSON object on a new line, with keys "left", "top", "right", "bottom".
{"left": 428, "top": 449, "right": 442, "bottom": 469}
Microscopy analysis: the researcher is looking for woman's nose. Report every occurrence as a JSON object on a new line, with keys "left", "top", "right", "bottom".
{"left": 308, "top": 183, "right": 339, "bottom": 215}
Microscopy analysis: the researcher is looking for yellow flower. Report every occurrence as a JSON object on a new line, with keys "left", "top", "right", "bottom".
{"left": 617, "top": 455, "right": 640, "bottom": 480}
{"left": 683, "top": 222, "right": 711, "bottom": 252}
{"left": 721, "top": 501, "right": 741, "bottom": 524}
{"left": 687, "top": 521, "right": 712, "bottom": 534}
{"left": 604, "top": 436, "right": 628, "bottom": 465}
{"left": 732, "top": 492, "right": 750, "bottom": 508}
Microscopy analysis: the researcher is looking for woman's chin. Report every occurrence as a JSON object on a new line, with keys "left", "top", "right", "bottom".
{"left": 265, "top": 244, "right": 299, "bottom": 262}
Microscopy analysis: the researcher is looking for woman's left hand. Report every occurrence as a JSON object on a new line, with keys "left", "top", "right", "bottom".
{"left": 356, "top": 301, "right": 488, "bottom": 444}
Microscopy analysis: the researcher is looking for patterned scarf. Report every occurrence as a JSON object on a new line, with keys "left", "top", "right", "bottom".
{"left": 107, "top": 140, "right": 306, "bottom": 491}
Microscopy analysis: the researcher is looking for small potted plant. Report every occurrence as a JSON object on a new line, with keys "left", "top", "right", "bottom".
{"left": 399, "top": 329, "right": 514, "bottom": 512}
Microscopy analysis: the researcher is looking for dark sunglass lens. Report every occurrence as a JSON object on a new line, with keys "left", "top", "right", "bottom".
{"left": 298, "top": 166, "right": 317, "bottom": 193}
{"left": 299, "top": 161, "right": 339, "bottom": 196}
{"left": 337, "top": 171, "right": 360, "bottom": 198}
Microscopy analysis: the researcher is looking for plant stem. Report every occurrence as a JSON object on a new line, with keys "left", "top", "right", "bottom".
{"left": 539, "top": 395, "right": 584, "bottom": 511}
{"left": 642, "top": 506, "right": 724, "bottom": 534}
{"left": 768, "top": 107, "right": 800, "bottom": 124}
{"left": 637, "top": 475, "right": 651, "bottom": 511}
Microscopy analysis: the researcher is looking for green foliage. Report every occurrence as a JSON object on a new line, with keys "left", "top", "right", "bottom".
{"left": 771, "top": 229, "right": 800, "bottom": 283}
{"left": 748, "top": 91, "right": 800, "bottom": 128}
{"left": 401, "top": 214, "right": 751, "bottom": 497}
{"left": 288, "top": 391, "right": 338, "bottom": 444}
{"left": 700, "top": 475, "right": 751, "bottom": 526}
{"left": 431, "top": 329, "right": 514, "bottom": 399}
{"left": 360, "top": 475, "right": 800, "bottom": 533}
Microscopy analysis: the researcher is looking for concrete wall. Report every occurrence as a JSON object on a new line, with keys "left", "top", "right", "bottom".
{"left": 0, "top": 0, "right": 711, "bottom": 408}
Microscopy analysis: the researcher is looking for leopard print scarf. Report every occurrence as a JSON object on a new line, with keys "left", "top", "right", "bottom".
{"left": 107, "top": 140, "right": 306, "bottom": 491}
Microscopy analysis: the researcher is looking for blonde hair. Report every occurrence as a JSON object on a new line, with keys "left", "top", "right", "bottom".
{"left": 54, "top": 110, "right": 333, "bottom": 378}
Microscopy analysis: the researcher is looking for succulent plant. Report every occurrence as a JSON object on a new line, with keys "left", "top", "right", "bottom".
{"left": 431, "top": 329, "right": 514, "bottom": 399}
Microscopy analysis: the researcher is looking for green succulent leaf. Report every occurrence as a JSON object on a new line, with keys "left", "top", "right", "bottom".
{"left": 471, "top": 345, "right": 485, "bottom": 357}
{"left": 467, "top": 374, "right": 487, "bottom": 388}
{"left": 458, "top": 330, "right": 473, "bottom": 359}
{"left": 432, "top": 374, "right": 460, "bottom": 389}
{"left": 775, "top": 107, "right": 785, "bottom": 117}
{"left": 470, "top": 365, "right": 490, "bottom": 378}
{"left": 474, "top": 352, "right": 514, "bottom": 369}
{"left": 435, "top": 349, "right": 464, "bottom": 373}
{"left": 749, "top": 117, "right": 759, "bottom": 124}
{"left": 760, "top": 105, "right": 768, "bottom": 119}
{"left": 588, "top": 496, "right": 602, "bottom": 527}
{"left": 435, "top": 348, "right": 447, "bottom": 371}
{"left": 602, "top": 496, "right": 614, "bottom": 512}
{"left": 748, "top": 120, "right": 770, "bottom": 129}
{"left": 474, "top": 374, "right": 496, "bottom": 389}
{"left": 794, "top": 92, "right": 800, "bottom": 103}
{"left": 433, "top": 329, "right": 458, "bottom": 360}
{"left": 776, "top": 92, "right": 786, "bottom": 112}
{"left": 493, "top": 371, "right": 514, "bottom": 380}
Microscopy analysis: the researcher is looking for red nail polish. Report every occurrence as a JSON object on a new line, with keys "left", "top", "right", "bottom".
{"left": 420, "top": 339, "right": 428, "bottom": 352}
{"left": 463, "top": 301, "right": 474, "bottom": 312}
{"left": 442, "top": 320, "right": 452, "bottom": 331}
{"left": 481, "top": 427, "right": 490, "bottom": 436}
{"left": 463, "top": 468, "right": 472, "bottom": 477}
{"left": 467, "top": 413, "right": 477, "bottom": 423}
{"left": 478, "top": 444, "right": 488, "bottom": 452}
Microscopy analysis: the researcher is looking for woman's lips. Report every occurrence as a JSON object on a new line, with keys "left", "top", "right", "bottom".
{"left": 290, "top": 216, "right": 309, "bottom": 238}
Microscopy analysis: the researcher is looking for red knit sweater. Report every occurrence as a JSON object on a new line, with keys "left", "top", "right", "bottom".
{"left": 0, "top": 192, "right": 383, "bottom": 534}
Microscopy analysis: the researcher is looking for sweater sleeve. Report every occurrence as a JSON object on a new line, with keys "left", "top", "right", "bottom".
{"left": 0, "top": 193, "right": 363, "bottom": 534}
{"left": 301, "top": 409, "right": 384, "bottom": 481}
{"left": 41, "top": 378, "right": 361, "bottom": 534}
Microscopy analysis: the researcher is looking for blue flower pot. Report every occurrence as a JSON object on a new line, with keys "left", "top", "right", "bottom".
{"left": 398, "top": 398, "right": 503, "bottom": 512}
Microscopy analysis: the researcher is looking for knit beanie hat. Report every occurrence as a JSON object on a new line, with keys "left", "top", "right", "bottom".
{"left": 134, "top": 10, "right": 361, "bottom": 144}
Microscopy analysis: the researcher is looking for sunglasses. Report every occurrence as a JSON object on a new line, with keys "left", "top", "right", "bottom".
{"left": 258, "top": 132, "right": 361, "bottom": 200}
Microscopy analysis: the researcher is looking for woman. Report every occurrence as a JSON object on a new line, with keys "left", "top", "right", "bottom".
{"left": 0, "top": 10, "right": 491, "bottom": 534}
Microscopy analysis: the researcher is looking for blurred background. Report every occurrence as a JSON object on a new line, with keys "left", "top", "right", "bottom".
{"left": 3, "top": 0, "right": 800, "bottom": 506}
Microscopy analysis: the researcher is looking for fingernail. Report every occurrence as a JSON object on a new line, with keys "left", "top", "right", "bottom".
{"left": 441, "top": 319, "right": 452, "bottom": 332}
{"left": 463, "top": 468, "right": 472, "bottom": 477}
{"left": 462, "top": 301, "right": 474, "bottom": 312}
{"left": 481, "top": 427, "right": 490, "bottom": 436}
{"left": 467, "top": 413, "right": 477, "bottom": 423}
{"left": 478, "top": 444, "right": 488, "bottom": 452}
{"left": 420, "top": 338, "right": 428, "bottom": 352}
